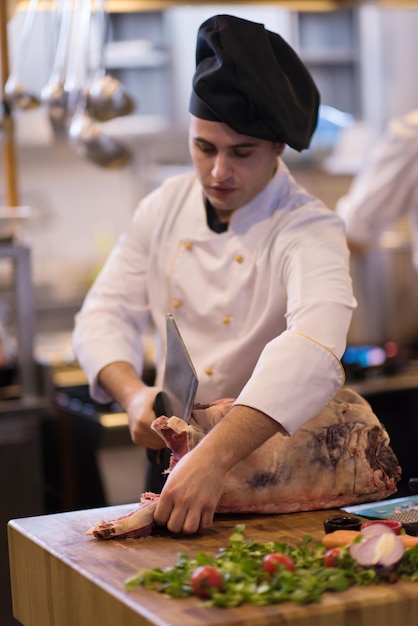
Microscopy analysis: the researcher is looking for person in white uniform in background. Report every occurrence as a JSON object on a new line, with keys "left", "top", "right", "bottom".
{"left": 73, "top": 14, "right": 356, "bottom": 534}
{"left": 336, "top": 108, "right": 418, "bottom": 272}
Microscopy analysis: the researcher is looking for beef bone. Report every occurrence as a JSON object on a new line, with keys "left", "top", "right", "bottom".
{"left": 86, "top": 492, "right": 158, "bottom": 539}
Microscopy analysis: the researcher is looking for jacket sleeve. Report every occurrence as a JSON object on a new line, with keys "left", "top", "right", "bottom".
{"left": 72, "top": 198, "right": 157, "bottom": 403}
{"left": 336, "top": 110, "right": 418, "bottom": 245}
{"left": 235, "top": 207, "right": 355, "bottom": 435}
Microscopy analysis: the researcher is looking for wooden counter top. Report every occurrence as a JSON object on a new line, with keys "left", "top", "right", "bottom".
{"left": 8, "top": 504, "right": 418, "bottom": 626}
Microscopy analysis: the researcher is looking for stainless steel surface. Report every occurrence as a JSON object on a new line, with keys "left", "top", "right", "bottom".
{"left": 154, "top": 313, "right": 198, "bottom": 422}
{"left": 347, "top": 369, "right": 418, "bottom": 396}
{"left": 0, "top": 243, "right": 37, "bottom": 400}
{"left": 348, "top": 231, "right": 418, "bottom": 346}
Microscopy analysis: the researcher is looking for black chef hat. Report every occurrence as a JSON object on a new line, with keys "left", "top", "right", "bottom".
{"left": 189, "top": 14, "right": 320, "bottom": 151}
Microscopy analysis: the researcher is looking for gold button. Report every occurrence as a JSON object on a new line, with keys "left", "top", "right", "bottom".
{"left": 172, "top": 299, "right": 181, "bottom": 308}
{"left": 205, "top": 367, "right": 213, "bottom": 376}
{"left": 184, "top": 241, "right": 193, "bottom": 250}
{"left": 222, "top": 316, "right": 230, "bottom": 325}
{"left": 235, "top": 254, "right": 244, "bottom": 263}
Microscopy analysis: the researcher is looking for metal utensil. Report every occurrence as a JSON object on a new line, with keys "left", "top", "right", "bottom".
{"left": 41, "top": 0, "right": 74, "bottom": 124}
{"left": 67, "top": 0, "right": 132, "bottom": 168}
{"left": 4, "top": 0, "right": 41, "bottom": 110}
{"left": 85, "top": 0, "right": 136, "bottom": 122}
{"left": 62, "top": 0, "right": 86, "bottom": 114}
{"left": 154, "top": 313, "right": 199, "bottom": 423}
{"left": 68, "top": 97, "right": 132, "bottom": 168}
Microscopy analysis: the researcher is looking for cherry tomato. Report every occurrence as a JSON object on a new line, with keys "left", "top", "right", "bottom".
{"left": 324, "top": 547, "right": 342, "bottom": 568}
{"left": 190, "top": 565, "right": 224, "bottom": 598}
{"left": 262, "top": 552, "right": 295, "bottom": 576}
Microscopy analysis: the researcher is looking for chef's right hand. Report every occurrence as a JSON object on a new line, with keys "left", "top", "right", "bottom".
{"left": 126, "top": 386, "right": 167, "bottom": 449}
{"left": 98, "top": 361, "right": 166, "bottom": 449}
{"left": 347, "top": 237, "right": 368, "bottom": 257}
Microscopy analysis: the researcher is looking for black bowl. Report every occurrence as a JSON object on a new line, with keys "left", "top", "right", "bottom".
{"left": 323, "top": 515, "right": 362, "bottom": 534}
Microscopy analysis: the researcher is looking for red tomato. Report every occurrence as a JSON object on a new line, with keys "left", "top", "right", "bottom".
{"left": 190, "top": 565, "right": 224, "bottom": 598}
{"left": 362, "top": 520, "right": 402, "bottom": 535}
{"left": 324, "top": 548, "right": 342, "bottom": 567}
{"left": 262, "top": 552, "right": 295, "bottom": 576}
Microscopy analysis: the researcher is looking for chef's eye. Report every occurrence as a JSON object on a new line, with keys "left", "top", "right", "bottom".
{"left": 195, "top": 140, "right": 216, "bottom": 154}
{"left": 234, "top": 149, "right": 252, "bottom": 158}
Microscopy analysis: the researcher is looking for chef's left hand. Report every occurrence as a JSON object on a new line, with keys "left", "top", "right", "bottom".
{"left": 153, "top": 445, "right": 225, "bottom": 534}
{"left": 153, "top": 404, "right": 282, "bottom": 534}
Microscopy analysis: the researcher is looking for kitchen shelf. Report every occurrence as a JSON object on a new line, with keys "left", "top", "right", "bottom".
{"left": 294, "top": 8, "right": 361, "bottom": 117}
{"left": 104, "top": 37, "right": 169, "bottom": 69}
{"left": 299, "top": 49, "right": 358, "bottom": 63}
{"left": 105, "top": 49, "right": 169, "bottom": 69}
{"left": 107, "top": 10, "right": 172, "bottom": 119}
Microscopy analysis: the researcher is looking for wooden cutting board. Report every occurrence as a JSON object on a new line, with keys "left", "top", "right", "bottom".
{"left": 7, "top": 504, "right": 418, "bottom": 626}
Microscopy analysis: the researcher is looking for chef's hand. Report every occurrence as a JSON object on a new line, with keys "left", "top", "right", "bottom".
{"left": 153, "top": 445, "right": 225, "bottom": 534}
{"left": 153, "top": 404, "right": 283, "bottom": 534}
{"left": 125, "top": 386, "right": 166, "bottom": 449}
{"left": 98, "top": 361, "right": 165, "bottom": 449}
{"left": 347, "top": 237, "right": 368, "bottom": 257}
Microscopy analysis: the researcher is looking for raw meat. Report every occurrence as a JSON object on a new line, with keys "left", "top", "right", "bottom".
{"left": 155, "top": 388, "right": 400, "bottom": 513}
{"left": 86, "top": 493, "right": 158, "bottom": 539}
{"left": 87, "top": 388, "right": 401, "bottom": 539}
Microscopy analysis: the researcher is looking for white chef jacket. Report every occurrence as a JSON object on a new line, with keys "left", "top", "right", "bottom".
{"left": 73, "top": 160, "right": 356, "bottom": 435}
{"left": 336, "top": 109, "right": 418, "bottom": 272}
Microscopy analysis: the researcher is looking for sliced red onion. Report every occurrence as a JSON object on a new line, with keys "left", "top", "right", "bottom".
{"left": 349, "top": 528, "right": 405, "bottom": 568}
{"left": 361, "top": 523, "right": 396, "bottom": 538}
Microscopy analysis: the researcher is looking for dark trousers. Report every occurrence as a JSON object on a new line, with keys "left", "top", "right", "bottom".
{"left": 145, "top": 447, "right": 171, "bottom": 493}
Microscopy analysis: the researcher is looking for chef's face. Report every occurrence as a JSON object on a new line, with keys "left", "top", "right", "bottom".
{"left": 188, "top": 115, "right": 285, "bottom": 222}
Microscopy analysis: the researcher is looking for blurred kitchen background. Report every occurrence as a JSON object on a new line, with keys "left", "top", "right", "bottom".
{"left": 2, "top": 1, "right": 418, "bottom": 623}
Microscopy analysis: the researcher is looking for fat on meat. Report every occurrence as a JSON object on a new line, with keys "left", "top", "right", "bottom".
{"left": 86, "top": 388, "right": 401, "bottom": 539}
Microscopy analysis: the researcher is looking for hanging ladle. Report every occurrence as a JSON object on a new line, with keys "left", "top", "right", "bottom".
{"left": 69, "top": 94, "right": 132, "bottom": 168}
{"left": 67, "top": 0, "right": 132, "bottom": 168}
{"left": 4, "top": 0, "right": 41, "bottom": 110}
{"left": 41, "top": 0, "right": 74, "bottom": 125}
{"left": 85, "top": 0, "right": 136, "bottom": 122}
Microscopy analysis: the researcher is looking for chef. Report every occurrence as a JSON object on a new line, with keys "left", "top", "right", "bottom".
{"left": 336, "top": 108, "right": 418, "bottom": 272}
{"left": 73, "top": 14, "right": 356, "bottom": 533}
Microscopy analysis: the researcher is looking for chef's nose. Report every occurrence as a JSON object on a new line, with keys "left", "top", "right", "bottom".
{"left": 211, "top": 153, "right": 232, "bottom": 181}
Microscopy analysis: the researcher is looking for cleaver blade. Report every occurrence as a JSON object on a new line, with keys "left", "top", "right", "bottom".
{"left": 153, "top": 313, "right": 198, "bottom": 423}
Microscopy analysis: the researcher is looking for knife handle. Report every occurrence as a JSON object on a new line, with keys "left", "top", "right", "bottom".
{"left": 153, "top": 390, "right": 172, "bottom": 417}
{"left": 147, "top": 391, "right": 171, "bottom": 468}
{"left": 153, "top": 391, "right": 165, "bottom": 417}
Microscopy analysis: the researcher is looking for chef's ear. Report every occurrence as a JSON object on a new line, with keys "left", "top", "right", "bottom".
{"left": 274, "top": 142, "right": 286, "bottom": 157}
